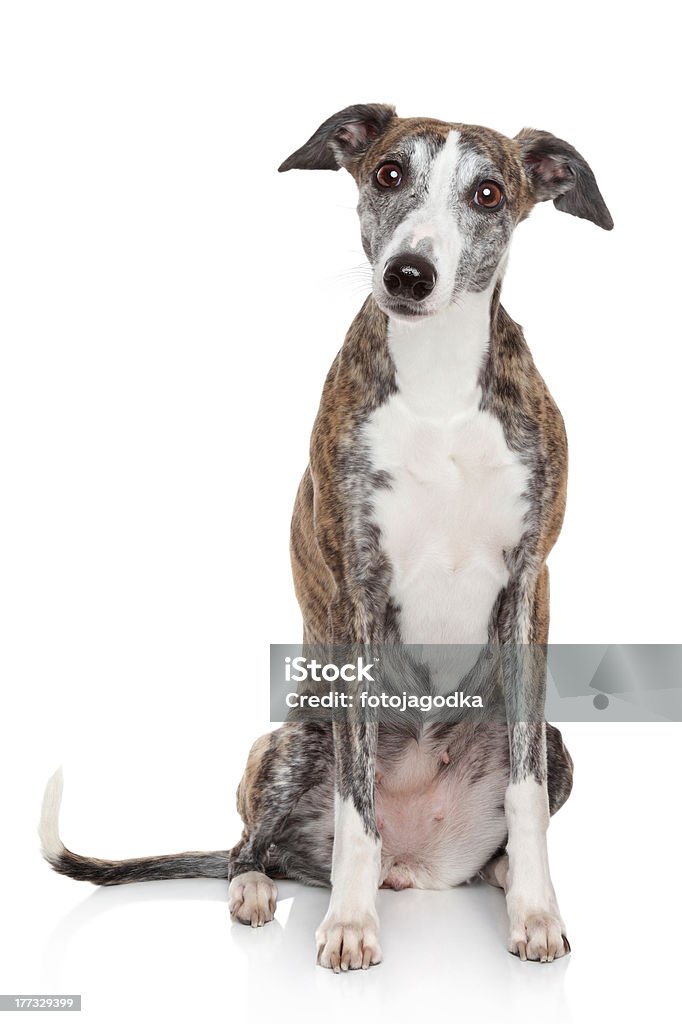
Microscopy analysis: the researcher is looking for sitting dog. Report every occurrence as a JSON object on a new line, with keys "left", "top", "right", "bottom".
{"left": 41, "top": 104, "right": 612, "bottom": 971}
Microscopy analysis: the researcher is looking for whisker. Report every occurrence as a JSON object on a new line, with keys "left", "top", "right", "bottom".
{"left": 338, "top": 269, "right": 373, "bottom": 283}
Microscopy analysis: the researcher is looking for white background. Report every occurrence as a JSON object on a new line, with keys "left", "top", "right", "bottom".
{"left": 1, "top": 2, "right": 680, "bottom": 1022}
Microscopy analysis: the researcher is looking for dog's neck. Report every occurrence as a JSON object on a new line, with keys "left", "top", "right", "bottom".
{"left": 385, "top": 282, "right": 496, "bottom": 417}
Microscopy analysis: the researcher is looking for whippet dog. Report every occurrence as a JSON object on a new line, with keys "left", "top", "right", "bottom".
{"left": 40, "top": 104, "right": 612, "bottom": 971}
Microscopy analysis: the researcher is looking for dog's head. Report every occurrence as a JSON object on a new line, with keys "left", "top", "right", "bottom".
{"left": 279, "top": 104, "right": 613, "bottom": 320}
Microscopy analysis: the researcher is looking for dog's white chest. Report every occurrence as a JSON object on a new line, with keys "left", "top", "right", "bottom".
{"left": 363, "top": 303, "right": 529, "bottom": 645}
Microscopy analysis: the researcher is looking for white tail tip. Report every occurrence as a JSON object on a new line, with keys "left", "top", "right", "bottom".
{"left": 39, "top": 767, "right": 65, "bottom": 864}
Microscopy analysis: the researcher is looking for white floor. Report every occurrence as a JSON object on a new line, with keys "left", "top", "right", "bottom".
{"left": 2, "top": 723, "right": 679, "bottom": 1024}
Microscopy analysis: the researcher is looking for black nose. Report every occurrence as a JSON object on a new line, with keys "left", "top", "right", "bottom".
{"left": 383, "top": 253, "right": 437, "bottom": 302}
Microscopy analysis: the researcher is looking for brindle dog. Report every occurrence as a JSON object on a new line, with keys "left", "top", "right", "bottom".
{"left": 41, "top": 104, "right": 612, "bottom": 971}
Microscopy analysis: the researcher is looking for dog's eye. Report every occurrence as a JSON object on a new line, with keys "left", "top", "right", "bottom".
{"left": 474, "top": 181, "right": 504, "bottom": 209}
{"left": 375, "top": 162, "right": 403, "bottom": 189}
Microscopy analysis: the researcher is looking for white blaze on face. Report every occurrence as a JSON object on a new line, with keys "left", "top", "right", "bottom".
{"left": 385, "top": 130, "right": 466, "bottom": 309}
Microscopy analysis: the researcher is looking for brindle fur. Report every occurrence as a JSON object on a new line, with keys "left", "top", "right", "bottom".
{"left": 226, "top": 720, "right": 573, "bottom": 889}
{"left": 231, "top": 108, "right": 602, "bottom": 891}
{"left": 283, "top": 264, "right": 572, "bottom": 835}
{"left": 42, "top": 106, "right": 610, "bottom": 965}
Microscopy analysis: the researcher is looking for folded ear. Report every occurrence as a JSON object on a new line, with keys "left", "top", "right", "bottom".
{"left": 278, "top": 103, "right": 397, "bottom": 173}
{"left": 516, "top": 128, "right": 614, "bottom": 230}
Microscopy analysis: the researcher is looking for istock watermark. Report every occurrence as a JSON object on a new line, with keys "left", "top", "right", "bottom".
{"left": 285, "top": 690, "right": 483, "bottom": 712}
{"left": 269, "top": 644, "right": 682, "bottom": 723}
{"left": 285, "top": 655, "right": 376, "bottom": 684}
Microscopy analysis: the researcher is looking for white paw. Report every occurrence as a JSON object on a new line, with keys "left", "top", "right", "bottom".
{"left": 315, "top": 913, "right": 382, "bottom": 972}
{"left": 507, "top": 911, "right": 570, "bottom": 962}
{"left": 228, "top": 871, "right": 277, "bottom": 928}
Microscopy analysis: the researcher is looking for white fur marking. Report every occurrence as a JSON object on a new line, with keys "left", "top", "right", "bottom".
{"left": 383, "top": 132, "right": 464, "bottom": 315}
{"left": 505, "top": 778, "right": 568, "bottom": 960}
{"left": 228, "top": 871, "right": 278, "bottom": 927}
{"left": 328, "top": 795, "right": 381, "bottom": 913}
{"left": 39, "top": 767, "right": 65, "bottom": 864}
{"left": 364, "top": 289, "right": 528, "bottom": 652}
{"left": 316, "top": 795, "right": 382, "bottom": 970}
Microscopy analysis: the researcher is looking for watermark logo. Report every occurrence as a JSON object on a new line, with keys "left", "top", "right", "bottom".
{"left": 270, "top": 644, "right": 682, "bottom": 723}
{"left": 284, "top": 655, "right": 375, "bottom": 684}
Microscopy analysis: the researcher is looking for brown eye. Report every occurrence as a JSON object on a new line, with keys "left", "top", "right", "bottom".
{"left": 474, "top": 180, "right": 504, "bottom": 209}
{"left": 375, "top": 162, "right": 403, "bottom": 189}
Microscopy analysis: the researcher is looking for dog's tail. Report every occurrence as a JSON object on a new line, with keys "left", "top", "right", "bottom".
{"left": 39, "top": 768, "right": 230, "bottom": 886}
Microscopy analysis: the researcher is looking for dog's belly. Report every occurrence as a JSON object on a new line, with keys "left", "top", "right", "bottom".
{"left": 280, "top": 725, "right": 509, "bottom": 890}
{"left": 364, "top": 394, "right": 529, "bottom": 646}
{"left": 375, "top": 729, "right": 509, "bottom": 889}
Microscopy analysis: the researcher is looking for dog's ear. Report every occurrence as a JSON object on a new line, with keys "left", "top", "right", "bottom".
{"left": 516, "top": 128, "right": 613, "bottom": 230}
{"left": 278, "top": 103, "right": 397, "bottom": 173}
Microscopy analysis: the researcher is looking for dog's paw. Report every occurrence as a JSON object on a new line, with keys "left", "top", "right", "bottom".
{"left": 507, "top": 912, "right": 570, "bottom": 962}
{"left": 315, "top": 914, "right": 382, "bottom": 972}
{"left": 228, "top": 871, "right": 277, "bottom": 928}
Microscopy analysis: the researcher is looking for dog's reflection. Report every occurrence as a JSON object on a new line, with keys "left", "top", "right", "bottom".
{"left": 42, "top": 877, "right": 571, "bottom": 1017}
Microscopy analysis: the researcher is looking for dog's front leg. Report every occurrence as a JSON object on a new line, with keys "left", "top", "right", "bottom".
{"left": 316, "top": 718, "right": 382, "bottom": 971}
{"left": 504, "top": 720, "right": 569, "bottom": 961}
{"left": 500, "top": 586, "right": 570, "bottom": 963}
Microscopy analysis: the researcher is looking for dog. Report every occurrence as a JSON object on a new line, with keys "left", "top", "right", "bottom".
{"left": 40, "top": 103, "right": 612, "bottom": 971}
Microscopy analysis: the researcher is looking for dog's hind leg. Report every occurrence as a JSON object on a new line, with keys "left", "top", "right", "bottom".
{"left": 479, "top": 851, "right": 509, "bottom": 890}
{"left": 228, "top": 721, "right": 334, "bottom": 926}
{"left": 545, "top": 723, "right": 574, "bottom": 817}
{"left": 228, "top": 871, "right": 279, "bottom": 928}
{"left": 39, "top": 723, "right": 334, "bottom": 931}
